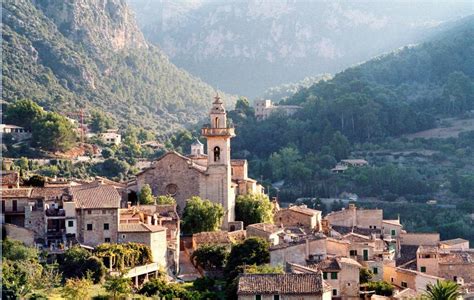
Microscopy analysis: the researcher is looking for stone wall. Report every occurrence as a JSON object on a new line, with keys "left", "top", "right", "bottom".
{"left": 400, "top": 233, "right": 440, "bottom": 246}
{"left": 4, "top": 223, "right": 35, "bottom": 246}
{"left": 270, "top": 238, "right": 326, "bottom": 266}
{"left": 78, "top": 208, "right": 118, "bottom": 246}
{"left": 439, "top": 263, "right": 474, "bottom": 283}
{"left": 136, "top": 153, "right": 202, "bottom": 213}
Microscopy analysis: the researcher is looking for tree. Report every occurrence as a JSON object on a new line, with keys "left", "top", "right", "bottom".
{"left": 244, "top": 264, "right": 284, "bottom": 274}
{"left": 89, "top": 110, "right": 115, "bottom": 133}
{"left": 139, "top": 184, "right": 155, "bottom": 204}
{"left": 4, "top": 99, "right": 45, "bottom": 130}
{"left": 32, "top": 112, "right": 77, "bottom": 152}
{"left": 330, "top": 131, "right": 351, "bottom": 161}
{"left": 156, "top": 195, "right": 176, "bottom": 205}
{"left": 224, "top": 237, "right": 270, "bottom": 281}
{"left": 235, "top": 193, "right": 274, "bottom": 226}
{"left": 24, "top": 175, "right": 45, "bottom": 187}
{"left": 60, "top": 246, "right": 105, "bottom": 283}
{"left": 366, "top": 281, "right": 394, "bottom": 296}
{"left": 61, "top": 278, "right": 92, "bottom": 300}
{"left": 99, "top": 158, "right": 130, "bottom": 179}
{"left": 101, "top": 147, "right": 115, "bottom": 159}
{"left": 360, "top": 268, "right": 374, "bottom": 284}
{"left": 191, "top": 244, "right": 229, "bottom": 270}
{"left": 104, "top": 275, "right": 131, "bottom": 300}
{"left": 425, "top": 280, "right": 460, "bottom": 300}
{"left": 181, "top": 196, "right": 224, "bottom": 234}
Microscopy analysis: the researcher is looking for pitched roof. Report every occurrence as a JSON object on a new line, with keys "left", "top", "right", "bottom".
{"left": 118, "top": 223, "right": 166, "bottom": 233}
{"left": 343, "top": 232, "right": 372, "bottom": 243}
{"left": 1, "top": 171, "right": 19, "bottom": 186}
{"left": 247, "top": 223, "right": 282, "bottom": 234}
{"left": 440, "top": 238, "right": 469, "bottom": 246}
{"left": 31, "top": 187, "right": 68, "bottom": 199}
{"left": 70, "top": 183, "right": 120, "bottom": 209}
{"left": 288, "top": 205, "right": 321, "bottom": 216}
{"left": 0, "top": 188, "right": 32, "bottom": 198}
{"left": 193, "top": 230, "right": 246, "bottom": 246}
{"left": 237, "top": 273, "right": 324, "bottom": 295}
{"left": 136, "top": 151, "right": 208, "bottom": 176}
{"left": 383, "top": 219, "right": 402, "bottom": 226}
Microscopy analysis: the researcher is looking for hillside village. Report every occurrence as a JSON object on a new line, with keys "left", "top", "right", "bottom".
{"left": 2, "top": 97, "right": 473, "bottom": 299}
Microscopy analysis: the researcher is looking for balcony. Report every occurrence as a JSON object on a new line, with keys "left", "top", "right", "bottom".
{"left": 201, "top": 126, "right": 235, "bottom": 137}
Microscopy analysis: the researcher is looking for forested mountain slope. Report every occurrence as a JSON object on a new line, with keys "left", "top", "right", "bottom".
{"left": 129, "top": 0, "right": 473, "bottom": 97}
{"left": 2, "top": 0, "right": 232, "bottom": 134}
{"left": 231, "top": 15, "right": 474, "bottom": 160}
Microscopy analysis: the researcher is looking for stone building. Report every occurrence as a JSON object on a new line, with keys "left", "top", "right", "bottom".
{"left": 118, "top": 223, "right": 167, "bottom": 267}
{"left": 133, "top": 95, "right": 264, "bottom": 228}
{"left": 246, "top": 223, "right": 284, "bottom": 246}
{"left": 325, "top": 204, "right": 383, "bottom": 230}
{"left": 1, "top": 170, "right": 20, "bottom": 189}
{"left": 270, "top": 235, "right": 327, "bottom": 266}
{"left": 254, "top": 99, "right": 302, "bottom": 121}
{"left": 274, "top": 205, "right": 322, "bottom": 230}
{"left": 310, "top": 257, "right": 362, "bottom": 299}
{"left": 237, "top": 273, "right": 332, "bottom": 300}
{"left": 70, "top": 183, "right": 121, "bottom": 246}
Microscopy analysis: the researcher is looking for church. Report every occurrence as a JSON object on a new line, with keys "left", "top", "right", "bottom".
{"left": 131, "top": 95, "right": 264, "bottom": 228}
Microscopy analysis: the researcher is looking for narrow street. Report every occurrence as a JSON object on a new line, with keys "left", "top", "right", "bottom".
{"left": 178, "top": 251, "right": 201, "bottom": 282}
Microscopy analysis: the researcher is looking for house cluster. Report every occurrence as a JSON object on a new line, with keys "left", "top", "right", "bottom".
{"left": 254, "top": 99, "right": 302, "bottom": 121}
{"left": 188, "top": 203, "right": 473, "bottom": 299}
{"left": 1, "top": 170, "right": 180, "bottom": 277}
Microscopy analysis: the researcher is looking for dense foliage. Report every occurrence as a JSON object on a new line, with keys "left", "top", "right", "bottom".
{"left": 235, "top": 193, "right": 274, "bottom": 227}
{"left": 191, "top": 245, "right": 229, "bottom": 270}
{"left": 59, "top": 246, "right": 106, "bottom": 284}
{"left": 2, "top": 0, "right": 233, "bottom": 134}
{"left": 94, "top": 243, "right": 152, "bottom": 271}
{"left": 181, "top": 196, "right": 225, "bottom": 234}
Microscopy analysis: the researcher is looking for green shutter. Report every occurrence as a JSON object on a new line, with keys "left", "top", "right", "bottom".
{"left": 331, "top": 272, "right": 338, "bottom": 279}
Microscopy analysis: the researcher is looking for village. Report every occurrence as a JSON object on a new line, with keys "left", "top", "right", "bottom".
{"left": 1, "top": 97, "right": 473, "bottom": 299}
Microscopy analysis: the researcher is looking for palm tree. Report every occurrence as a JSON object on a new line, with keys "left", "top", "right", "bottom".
{"left": 425, "top": 280, "right": 460, "bottom": 300}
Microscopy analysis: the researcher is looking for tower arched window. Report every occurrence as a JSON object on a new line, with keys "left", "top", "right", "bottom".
{"left": 214, "top": 117, "right": 219, "bottom": 128}
{"left": 213, "top": 146, "right": 221, "bottom": 162}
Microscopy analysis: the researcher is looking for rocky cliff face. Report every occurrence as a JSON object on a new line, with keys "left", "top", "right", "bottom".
{"left": 33, "top": 0, "right": 148, "bottom": 51}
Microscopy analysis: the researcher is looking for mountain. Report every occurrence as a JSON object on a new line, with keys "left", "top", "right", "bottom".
{"left": 128, "top": 0, "right": 474, "bottom": 97}
{"left": 2, "top": 0, "right": 234, "bottom": 135}
{"left": 231, "top": 15, "right": 474, "bottom": 160}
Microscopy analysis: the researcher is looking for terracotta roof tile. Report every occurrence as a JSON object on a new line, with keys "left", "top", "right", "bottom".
{"left": 31, "top": 187, "right": 68, "bottom": 199}
{"left": 440, "top": 238, "right": 469, "bottom": 246}
{"left": 1, "top": 171, "right": 19, "bottom": 186}
{"left": 237, "top": 273, "right": 324, "bottom": 295}
{"left": 70, "top": 183, "right": 120, "bottom": 209}
{"left": 118, "top": 223, "right": 166, "bottom": 233}
{"left": 288, "top": 205, "right": 321, "bottom": 216}
{"left": 0, "top": 188, "right": 32, "bottom": 198}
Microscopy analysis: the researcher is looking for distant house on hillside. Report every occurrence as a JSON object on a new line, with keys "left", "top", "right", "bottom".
{"left": 100, "top": 129, "right": 121, "bottom": 145}
{"left": 254, "top": 99, "right": 302, "bottom": 121}
{"left": 0, "top": 124, "right": 32, "bottom": 141}
{"left": 332, "top": 159, "right": 368, "bottom": 173}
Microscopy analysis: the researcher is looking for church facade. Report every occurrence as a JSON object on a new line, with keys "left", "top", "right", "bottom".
{"left": 132, "top": 95, "right": 264, "bottom": 228}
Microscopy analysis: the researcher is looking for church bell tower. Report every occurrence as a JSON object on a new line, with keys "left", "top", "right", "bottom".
{"left": 201, "top": 94, "right": 236, "bottom": 228}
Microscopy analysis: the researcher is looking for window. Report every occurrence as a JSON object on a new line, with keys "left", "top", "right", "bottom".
{"left": 87, "top": 210, "right": 91, "bottom": 214}
{"left": 2, "top": 200, "right": 5, "bottom": 212}
{"left": 68, "top": 220, "right": 74, "bottom": 227}
{"left": 323, "top": 272, "right": 328, "bottom": 279}
{"left": 391, "top": 278, "right": 394, "bottom": 283}
{"left": 102, "top": 210, "right": 106, "bottom": 214}
{"left": 255, "top": 295, "right": 261, "bottom": 300}
{"left": 87, "top": 224, "right": 93, "bottom": 231}
{"left": 373, "top": 267, "right": 378, "bottom": 274}
{"left": 331, "top": 272, "right": 338, "bottom": 280}
{"left": 12, "top": 200, "right": 17, "bottom": 212}
{"left": 391, "top": 229, "right": 396, "bottom": 236}
{"left": 273, "top": 295, "right": 279, "bottom": 300}
{"left": 401, "top": 282, "right": 407, "bottom": 288}
{"left": 104, "top": 223, "right": 109, "bottom": 230}
{"left": 332, "top": 289, "right": 338, "bottom": 296}
{"left": 373, "top": 226, "right": 377, "bottom": 229}
{"left": 213, "top": 146, "right": 221, "bottom": 162}
{"left": 105, "top": 238, "right": 111, "bottom": 243}
{"left": 121, "top": 234, "right": 126, "bottom": 239}
{"left": 349, "top": 250, "right": 357, "bottom": 256}
{"left": 420, "top": 266, "right": 426, "bottom": 273}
